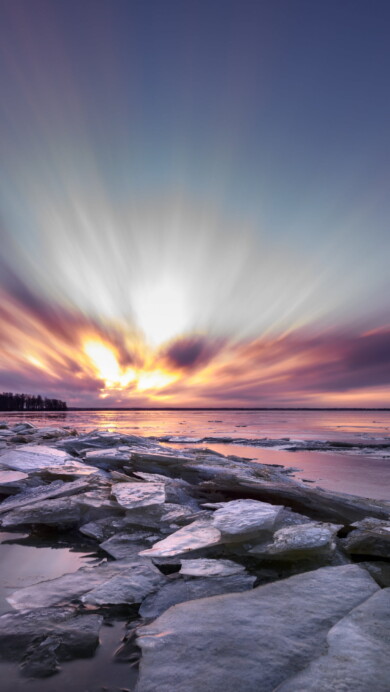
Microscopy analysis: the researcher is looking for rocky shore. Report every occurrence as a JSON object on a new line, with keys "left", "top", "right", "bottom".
{"left": 0, "top": 420, "right": 389, "bottom": 690}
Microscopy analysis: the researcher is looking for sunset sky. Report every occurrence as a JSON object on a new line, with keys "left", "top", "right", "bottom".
{"left": 1, "top": 0, "right": 390, "bottom": 407}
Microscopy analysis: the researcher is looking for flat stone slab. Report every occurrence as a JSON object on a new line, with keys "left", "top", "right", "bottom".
{"left": 179, "top": 559, "right": 246, "bottom": 577}
{"left": 7, "top": 559, "right": 143, "bottom": 610}
{"left": 278, "top": 587, "right": 390, "bottom": 691}
{"left": 81, "top": 562, "right": 165, "bottom": 606}
{"left": 207, "top": 499, "right": 283, "bottom": 539}
{"left": 112, "top": 482, "right": 166, "bottom": 510}
{"left": 1, "top": 496, "right": 84, "bottom": 528}
{"left": 343, "top": 517, "right": 390, "bottom": 558}
{"left": 136, "top": 565, "right": 378, "bottom": 692}
{"left": 100, "top": 532, "right": 155, "bottom": 560}
{"left": 0, "top": 477, "right": 94, "bottom": 515}
{"left": 249, "top": 522, "right": 341, "bottom": 561}
{"left": 0, "top": 606, "right": 102, "bottom": 665}
{"left": 0, "top": 470, "right": 28, "bottom": 493}
{"left": 140, "top": 520, "right": 222, "bottom": 558}
{"left": 139, "top": 574, "right": 256, "bottom": 619}
{"left": 0, "top": 446, "right": 70, "bottom": 472}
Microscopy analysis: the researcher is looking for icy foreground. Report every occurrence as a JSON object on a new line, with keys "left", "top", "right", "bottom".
{"left": 0, "top": 421, "right": 389, "bottom": 690}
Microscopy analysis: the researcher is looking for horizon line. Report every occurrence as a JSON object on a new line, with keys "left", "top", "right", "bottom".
{"left": 64, "top": 407, "right": 390, "bottom": 411}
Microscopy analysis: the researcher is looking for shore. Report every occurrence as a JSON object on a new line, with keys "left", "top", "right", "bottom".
{"left": 0, "top": 421, "right": 389, "bottom": 691}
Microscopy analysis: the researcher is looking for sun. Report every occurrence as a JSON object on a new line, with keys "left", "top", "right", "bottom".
{"left": 83, "top": 340, "right": 135, "bottom": 388}
{"left": 83, "top": 338, "right": 178, "bottom": 394}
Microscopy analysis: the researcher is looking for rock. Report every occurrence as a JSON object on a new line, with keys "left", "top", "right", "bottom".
{"left": 140, "top": 520, "right": 222, "bottom": 558}
{"left": 0, "top": 445, "right": 70, "bottom": 472}
{"left": 11, "top": 423, "right": 36, "bottom": 432}
{"left": 0, "top": 477, "right": 96, "bottom": 515}
{"left": 36, "top": 427, "right": 69, "bottom": 439}
{"left": 81, "top": 562, "right": 165, "bottom": 606}
{"left": 100, "top": 532, "right": 155, "bottom": 560}
{"left": 198, "top": 474, "right": 390, "bottom": 524}
{"left": 112, "top": 482, "right": 166, "bottom": 510}
{"left": 1, "top": 496, "right": 84, "bottom": 528}
{"left": 0, "top": 469, "right": 28, "bottom": 495}
{"left": 343, "top": 517, "right": 390, "bottom": 557}
{"left": 361, "top": 561, "right": 390, "bottom": 588}
{"left": 36, "top": 460, "right": 101, "bottom": 480}
{"left": 7, "top": 559, "right": 147, "bottom": 610}
{"left": 0, "top": 606, "right": 102, "bottom": 670}
{"left": 206, "top": 499, "right": 283, "bottom": 539}
{"left": 84, "top": 448, "right": 131, "bottom": 469}
{"left": 277, "top": 587, "right": 390, "bottom": 691}
{"left": 179, "top": 559, "right": 246, "bottom": 577}
{"left": 249, "top": 522, "right": 341, "bottom": 561}
{"left": 10, "top": 435, "right": 29, "bottom": 443}
{"left": 0, "top": 422, "right": 9, "bottom": 429}
{"left": 20, "top": 634, "right": 62, "bottom": 677}
{"left": 136, "top": 565, "right": 378, "bottom": 692}
{"left": 139, "top": 574, "right": 256, "bottom": 619}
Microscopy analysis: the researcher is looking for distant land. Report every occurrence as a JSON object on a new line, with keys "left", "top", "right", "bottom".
{"left": 67, "top": 407, "right": 390, "bottom": 411}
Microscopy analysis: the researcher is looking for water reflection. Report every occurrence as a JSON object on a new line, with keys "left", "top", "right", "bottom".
{"left": 0, "top": 531, "right": 100, "bottom": 615}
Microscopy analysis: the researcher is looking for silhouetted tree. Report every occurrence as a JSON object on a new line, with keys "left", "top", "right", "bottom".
{"left": 0, "top": 392, "right": 67, "bottom": 411}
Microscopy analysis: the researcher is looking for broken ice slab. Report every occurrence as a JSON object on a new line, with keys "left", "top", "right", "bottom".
{"left": 206, "top": 499, "right": 284, "bottom": 539}
{"left": 0, "top": 445, "right": 71, "bottom": 472}
{"left": 139, "top": 520, "right": 222, "bottom": 558}
{"left": 249, "top": 522, "right": 341, "bottom": 560}
{"left": 111, "top": 481, "right": 166, "bottom": 510}
{"left": 179, "top": 558, "right": 246, "bottom": 577}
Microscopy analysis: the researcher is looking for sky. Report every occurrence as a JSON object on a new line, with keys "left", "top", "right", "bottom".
{"left": 0, "top": 0, "right": 390, "bottom": 408}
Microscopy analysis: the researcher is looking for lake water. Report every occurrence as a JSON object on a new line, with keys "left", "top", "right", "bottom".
{"left": 3, "top": 409, "right": 390, "bottom": 500}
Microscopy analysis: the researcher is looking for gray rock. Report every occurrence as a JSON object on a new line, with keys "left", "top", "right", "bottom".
{"left": 0, "top": 606, "right": 102, "bottom": 667}
{"left": 0, "top": 477, "right": 95, "bottom": 515}
{"left": 7, "top": 559, "right": 144, "bottom": 610}
{"left": 81, "top": 562, "right": 165, "bottom": 606}
{"left": 179, "top": 559, "right": 246, "bottom": 577}
{"left": 361, "top": 561, "right": 390, "bottom": 587}
{"left": 112, "top": 482, "right": 166, "bottom": 509}
{"left": 84, "top": 447, "right": 131, "bottom": 469}
{"left": 11, "top": 422, "right": 36, "bottom": 432}
{"left": 140, "top": 520, "right": 222, "bottom": 558}
{"left": 0, "top": 469, "right": 28, "bottom": 494}
{"left": 20, "top": 634, "right": 62, "bottom": 677}
{"left": 1, "top": 496, "right": 84, "bottom": 528}
{"left": 249, "top": 522, "right": 341, "bottom": 561}
{"left": 207, "top": 499, "right": 283, "bottom": 539}
{"left": 139, "top": 573, "right": 256, "bottom": 619}
{"left": 277, "top": 587, "right": 390, "bottom": 691}
{"left": 343, "top": 517, "right": 390, "bottom": 557}
{"left": 136, "top": 565, "right": 378, "bottom": 692}
{"left": 0, "top": 445, "right": 70, "bottom": 472}
{"left": 79, "top": 515, "right": 124, "bottom": 541}
{"left": 100, "top": 532, "right": 154, "bottom": 560}
{"left": 35, "top": 460, "right": 101, "bottom": 480}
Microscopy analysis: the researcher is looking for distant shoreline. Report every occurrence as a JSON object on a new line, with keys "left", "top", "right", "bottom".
{"left": 65, "top": 407, "right": 390, "bottom": 411}
{"left": 3, "top": 406, "right": 390, "bottom": 412}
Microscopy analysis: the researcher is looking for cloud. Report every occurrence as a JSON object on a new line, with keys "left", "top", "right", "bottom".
{"left": 161, "top": 335, "right": 223, "bottom": 371}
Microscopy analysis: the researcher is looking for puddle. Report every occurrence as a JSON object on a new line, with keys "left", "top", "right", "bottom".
{"left": 0, "top": 532, "right": 137, "bottom": 691}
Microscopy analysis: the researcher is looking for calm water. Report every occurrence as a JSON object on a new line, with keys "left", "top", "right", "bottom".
{"left": 2, "top": 409, "right": 390, "bottom": 499}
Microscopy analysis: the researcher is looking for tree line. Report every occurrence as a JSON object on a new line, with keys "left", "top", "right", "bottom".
{"left": 0, "top": 392, "right": 67, "bottom": 411}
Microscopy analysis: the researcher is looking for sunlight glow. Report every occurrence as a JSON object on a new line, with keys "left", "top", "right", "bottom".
{"left": 133, "top": 280, "right": 189, "bottom": 346}
{"left": 83, "top": 338, "right": 178, "bottom": 395}
{"left": 83, "top": 340, "right": 136, "bottom": 388}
